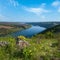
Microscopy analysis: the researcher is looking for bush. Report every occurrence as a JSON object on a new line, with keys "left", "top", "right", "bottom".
{"left": 18, "top": 36, "right": 26, "bottom": 40}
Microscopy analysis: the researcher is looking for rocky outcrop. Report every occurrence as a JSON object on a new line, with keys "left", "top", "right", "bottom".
{"left": 16, "top": 40, "right": 30, "bottom": 49}
{"left": 0, "top": 41, "right": 9, "bottom": 47}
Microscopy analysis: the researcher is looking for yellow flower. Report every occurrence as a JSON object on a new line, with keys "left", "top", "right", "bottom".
{"left": 18, "top": 36, "right": 26, "bottom": 40}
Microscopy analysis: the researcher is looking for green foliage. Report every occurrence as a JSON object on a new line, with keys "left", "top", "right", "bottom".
{"left": 0, "top": 35, "right": 60, "bottom": 60}
{"left": 22, "top": 39, "right": 58, "bottom": 60}
{"left": 0, "top": 36, "right": 16, "bottom": 60}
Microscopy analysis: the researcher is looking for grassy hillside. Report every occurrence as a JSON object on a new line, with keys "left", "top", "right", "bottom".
{"left": 35, "top": 25, "right": 60, "bottom": 39}
{"left": 41, "top": 24, "right": 60, "bottom": 33}
{"left": 0, "top": 24, "right": 60, "bottom": 60}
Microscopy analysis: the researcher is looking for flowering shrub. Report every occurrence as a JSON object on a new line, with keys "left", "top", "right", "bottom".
{"left": 18, "top": 36, "right": 26, "bottom": 40}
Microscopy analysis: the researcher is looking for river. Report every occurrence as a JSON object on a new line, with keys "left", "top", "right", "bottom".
{"left": 10, "top": 26, "right": 46, "bottom": 38}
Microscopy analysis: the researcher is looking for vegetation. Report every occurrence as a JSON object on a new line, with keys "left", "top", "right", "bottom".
{"left": 0, "top": 25, "right": 60, "bottom": 60}
{"left": 0, "top": 24, "right": 31, "bottom": 36}
{"left": 27, "top": 22, "right": 60, "bottom": 28}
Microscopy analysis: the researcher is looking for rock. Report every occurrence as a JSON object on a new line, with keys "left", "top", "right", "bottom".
{"left": 16, "top": 40, "right": 30, "bottom": 49}
{"left": 0, "top": 41, "right": 9, "bottom": 47}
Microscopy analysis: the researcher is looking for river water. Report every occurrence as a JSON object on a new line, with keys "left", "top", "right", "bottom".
{"left": 10, "top": 26, "right": 46, "bottom": 38}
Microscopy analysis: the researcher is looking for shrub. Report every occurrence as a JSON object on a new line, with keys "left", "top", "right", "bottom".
{"left": 18, "top": 36, "right": 26, "bottom": 40}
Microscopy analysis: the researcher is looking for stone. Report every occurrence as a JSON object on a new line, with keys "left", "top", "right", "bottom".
{"left": 0, "top": 41, "right": 9, "bottom": 47}
{"left": 17, "top": 40, "right": 30, "bottom": 49}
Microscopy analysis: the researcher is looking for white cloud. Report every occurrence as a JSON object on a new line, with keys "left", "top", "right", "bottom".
{"left": 24, "top": 7, "right": 49, "bottom": 15}
{"left": 52, "top": 0, "right": 60, "bottom": 13}
{"left": 23, "top": 3, "right": 50, "bottom": 20}
{"left": 0, "top": 14, "right": 9, "bottom": 21}
{"left": 58, "top": 7, "right": 60, "bottom": 12}
{"left": 52, "top": 0, "right": 60, "bottom": 7}
{"left": 23, "top": 3, "right": 50, "bottom": 15}
{"left": 9, "top": 0, "right": 19, "bottom": 7}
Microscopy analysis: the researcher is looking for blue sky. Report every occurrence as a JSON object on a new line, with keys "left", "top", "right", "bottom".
{"left": 0, "top": 0, "right": 60, "bottom": 22}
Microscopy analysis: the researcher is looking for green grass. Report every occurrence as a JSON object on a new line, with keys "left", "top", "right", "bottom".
{"left": 0, "top": 35, "right": 59, "bottom": 60}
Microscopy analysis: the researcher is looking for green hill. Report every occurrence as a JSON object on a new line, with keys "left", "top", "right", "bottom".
{"left": 34, "top": 24, "right": 60, "bottom": 39}
{"left": 41, "top": 24, "right": 60, "bottom": 34}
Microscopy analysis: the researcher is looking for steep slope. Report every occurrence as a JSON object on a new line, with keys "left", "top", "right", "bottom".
{"left": 34, "top": 24, "right": 60, "bottom": 39}
{"left": 40, "top": 24, "right": 60, "bottom": 34}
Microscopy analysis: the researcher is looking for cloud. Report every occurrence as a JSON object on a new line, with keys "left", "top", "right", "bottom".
{"left": 24, "top": 7, "right": 49, "bottom": 15}
{"left": 58, "top": 7, "right": 60, "bottom": 12}
{"left": 23, "top": 3, "right": 50, "bottom": 15}
{"left": 22, "top": 3, "right": 50, "bottom": 20}
{"left": 0, "top": 14, "right": 9, "bottom": 21}
{"left": 52, "top": 0, "right": 60, "bottom": 13}
{"left": 9, "top": 0, "right": 19, "bottom": 7}
{"left": 52, "top": 0, "right": 60, "bottom": 7}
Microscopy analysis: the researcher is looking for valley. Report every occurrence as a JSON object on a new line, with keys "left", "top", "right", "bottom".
{"left": 0, "top": 22, "right": 60, "bottom": 60}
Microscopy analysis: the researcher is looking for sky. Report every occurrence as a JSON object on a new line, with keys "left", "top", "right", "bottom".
{"left": 0, "top": 0, "right": 60, "bottom": 22}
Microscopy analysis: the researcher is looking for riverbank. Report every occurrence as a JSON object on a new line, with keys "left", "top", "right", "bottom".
{"left": 0, "top": 24, "right": 31, "bottom": 36}
{"left": 9, "top": 26, "right": 46, "bottom": 38}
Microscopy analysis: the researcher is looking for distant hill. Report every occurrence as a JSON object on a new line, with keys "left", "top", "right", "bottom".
{"left": 34, "top": 24, "right": 60, "bottom": 39}
{"left": 0, "top": 22, "right": 60, "bottom": 28}
{"left": 0, "top": 22, "right": 28, "bottom": 26}
{"left": 0, "top": 23, "right": 31, "bottom": 36}
{"left": 27, "top": 22, "right": 60, "bottom": 28}
{"left": 40, "top": 24, "right": 60, "bottom": 34}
